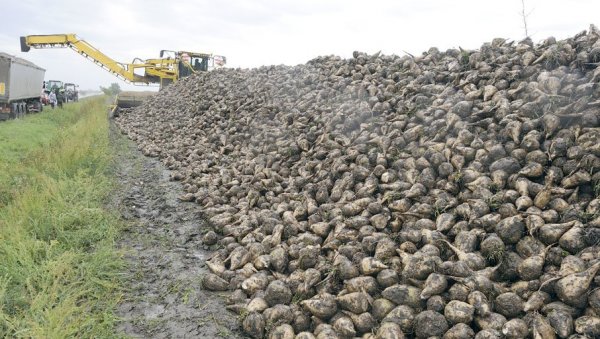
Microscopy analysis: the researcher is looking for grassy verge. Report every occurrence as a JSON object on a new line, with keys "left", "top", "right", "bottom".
{"left": 0, "top": 97, "right": 124, "bottom": 338}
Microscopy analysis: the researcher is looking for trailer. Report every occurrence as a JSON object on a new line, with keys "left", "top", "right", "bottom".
{"left": 0, "top": 52, "right": 45, "bottom": 120}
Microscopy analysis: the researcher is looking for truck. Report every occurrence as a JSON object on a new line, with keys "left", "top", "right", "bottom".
{"left": 0, "top": 52, "right": 45, "bottom": 120}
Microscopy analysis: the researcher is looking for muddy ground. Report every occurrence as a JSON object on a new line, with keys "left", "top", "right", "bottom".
{"left": 110, "top": 123, "right": 244, "bottom": 338}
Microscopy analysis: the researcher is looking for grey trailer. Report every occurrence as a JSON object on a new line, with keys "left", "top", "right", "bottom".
{"left": 0, "top": 52, "right": 45, "bottom": 120}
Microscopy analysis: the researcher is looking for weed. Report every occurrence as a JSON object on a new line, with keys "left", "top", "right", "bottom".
{"left": 405, "top": 106, "right": 418, "bottom": 117}
{"left": 460, "top": 50, "right": 470, "bottom": 67}
{"left": 165, "top": 280, "right": 184, "bottom": 298}
{"left": 387, "top": 147, "right": 401, "bottom": 162}
{"left": 433, "top": 205, "right": 448, "bottom": 218}
{"left": 211, "top": 313, "right": 232, "bottom": 338}
{"left": 390, "top": 232, "right": 403, "bottom": 243}
{"left": 485, "top": 247, "right": 505, "bottom": 264}
{"left": 319, "top": 209, "right": 331, "bottom": 221}
{"left": 0, "top": 97, "right": 124, "bottom": 337}
{"left": 182, "top": 287, "right": 194, "bottom": 304}
{"left": 450, "top": 171, "right": 464, "bottom": 187}
{"left": 291, "top": 291, "right": 307, "bottom": 305}
{"left": 593, "top": 179, "right": 600, "bottom": 198}
{"left": 383, "top": 191, "right": 403, "bottom": 203}
{"left": 488, "top": 182, "right": 500, "bottom": 194}
{"left": 264, "top": 321, "right": 275, "bottom": 337}
{"left": 485, "top": 196, "right": 502, "bottom": 212}
{"left": 217, "top": 326, "right": 231, "bottom": 337}
{"left": 237, "top": 308, "right": 249, "bottom": 322}
{"left": 146, "top": 318, "right": 168, "bottom": 332}
{"left": 543, "top": 46, "right": 563, "bottom": 69}
{"left": 578, "top": 211, "right": 599, "bottom": 223}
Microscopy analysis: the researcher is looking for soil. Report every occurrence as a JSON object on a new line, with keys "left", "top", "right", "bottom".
{"left": 109, "top": 123, "right": 244, "bottom": 338}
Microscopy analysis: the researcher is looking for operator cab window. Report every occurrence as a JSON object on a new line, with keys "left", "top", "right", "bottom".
{"left": 192, "top": 57, "right": 208, "bottom": 71}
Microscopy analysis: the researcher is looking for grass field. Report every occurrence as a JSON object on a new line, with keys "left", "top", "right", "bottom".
{"left": 0, "top": 98, "right": 124, "bottom": 338}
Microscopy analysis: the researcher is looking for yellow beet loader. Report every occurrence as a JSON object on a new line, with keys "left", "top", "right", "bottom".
{"left": 20, "top": 34, "right": 226, "bottom": 114}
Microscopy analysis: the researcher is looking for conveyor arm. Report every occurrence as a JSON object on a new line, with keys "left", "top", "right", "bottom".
{"left": 20, "top": 34, "right": 175, "bottom": 85}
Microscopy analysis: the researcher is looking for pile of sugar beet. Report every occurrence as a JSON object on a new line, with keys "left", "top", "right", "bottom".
{"left": 115, "top": 26, "right": 600, "bottom": 339}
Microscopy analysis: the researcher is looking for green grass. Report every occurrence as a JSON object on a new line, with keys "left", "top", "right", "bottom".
{"left": 0, "top": 97, "right": 124, "bottom": 338}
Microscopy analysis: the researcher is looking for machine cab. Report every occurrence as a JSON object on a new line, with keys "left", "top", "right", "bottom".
{"left": 178, "top": 52, "right": 209, "bottom": 77}
{"left": 160, "top": 50, "right": 210, "bottom": 78}
{"left": 44, "top": 80, "right": 64, "bottom": 93}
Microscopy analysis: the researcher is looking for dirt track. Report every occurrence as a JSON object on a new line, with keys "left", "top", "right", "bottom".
{"left": 110, "top": 123, "right": 244, "bottom": 338}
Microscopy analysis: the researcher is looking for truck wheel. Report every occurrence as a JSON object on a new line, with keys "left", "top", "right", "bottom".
{"left": 9, "top": 104, "right": 16, "bottom": 119}
{"left": 32, "top": 101, "right": 40, "bottom": 113}
{"left": 11, "top": 103, "right": 18, "bottom": 119}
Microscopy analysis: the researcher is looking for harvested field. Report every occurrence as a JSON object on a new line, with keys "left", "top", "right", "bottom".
{"left": 115, "top": 26, "right": 600, "bottom": 338}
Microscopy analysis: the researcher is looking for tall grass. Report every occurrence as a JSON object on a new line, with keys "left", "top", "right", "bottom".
{"left": 0, "top": 98, "right": 124, "bottom": 338}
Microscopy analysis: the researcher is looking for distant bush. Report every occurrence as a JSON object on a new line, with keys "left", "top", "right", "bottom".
{"left": 100, "top": 83, "right": 122, "bottom": 96}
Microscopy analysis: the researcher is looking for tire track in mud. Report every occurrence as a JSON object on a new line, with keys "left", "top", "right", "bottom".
{"left": 110, "top": 123, "right": 244, "bottom": 338}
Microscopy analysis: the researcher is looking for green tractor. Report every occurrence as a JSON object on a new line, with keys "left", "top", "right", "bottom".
{"left": 44, "top": 80, "right": 63, "bottom": 94}
{"left": 43, "top": 80, "right": 65, "bottom": 108}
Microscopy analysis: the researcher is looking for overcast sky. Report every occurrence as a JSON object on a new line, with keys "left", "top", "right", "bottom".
{"left": 1, "top": 0, "right": 598, "bottom": 91}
